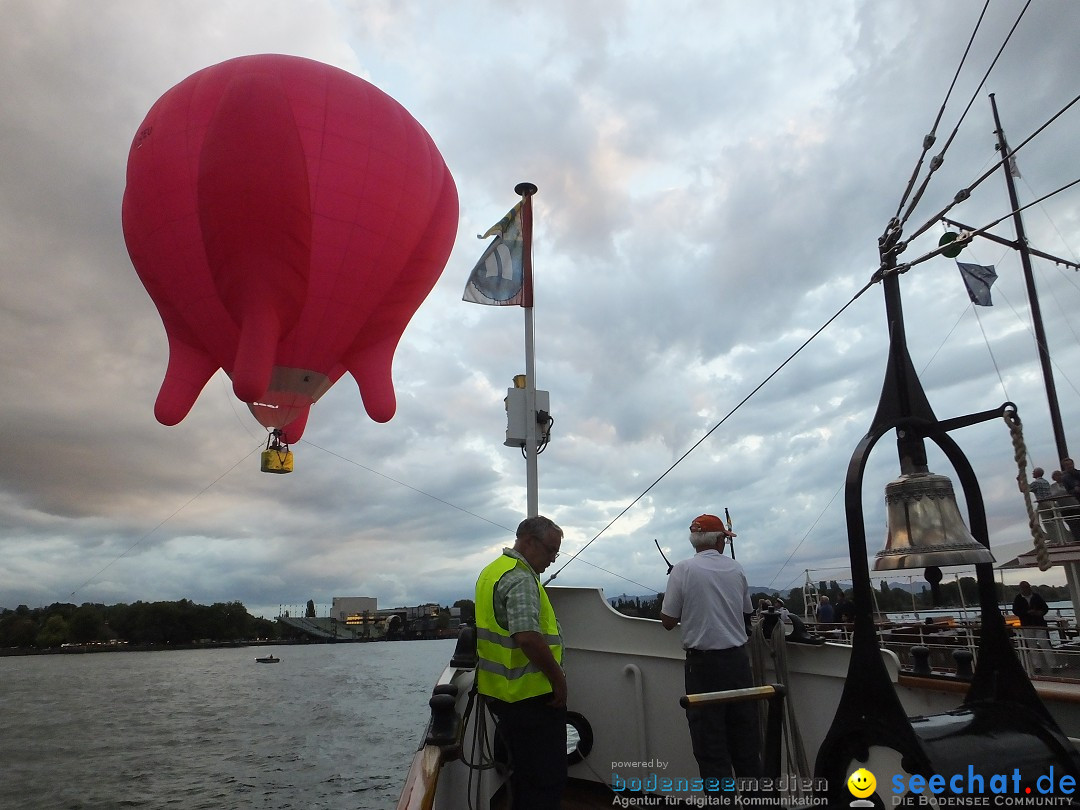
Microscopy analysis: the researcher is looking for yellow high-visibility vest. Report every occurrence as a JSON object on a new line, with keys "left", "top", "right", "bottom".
{"left": 474, "top": 554, "right": 563, "bottom": 702}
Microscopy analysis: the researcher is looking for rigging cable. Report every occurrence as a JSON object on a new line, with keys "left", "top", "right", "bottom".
{"left": 295, "top": 146, "right": 1076, "bottom": 598}
{"left": 881, "top": 167, "right": 1080, "bottom": 285}
{"left": 970, "top": 303, "right": 1010, "bottom": 403}
{"left": 1022, "top": 174, "right": 1080, "bottom": 268}
{"left": 766, "top": 281, "right": 1008, "bottom": 591}
{"left": 892, "top": 0, "right": 991, "bottom": 221}
{"left": 1030, "top": 261, "right": 1080, "bottom": 399}
{"left": 768, "top": 7, "right": 1062, "bottom": 596}
{"left": 765, "top": 483, "right": 844, "bottom": 593}
{"left": 69, "top": 443, "right": 263, "bottom": 599}
{"left": 219, "top": 370, "right": 264, "bottom": 439}
{"left": 302, "top": 440, "right": 664, "bottom": 594}
{"left": 546, "top": 276, "right": 878, "bottom": 583}
{"left": 303, "top": 439, "right": 514, "bottom": 533}
{"left": 899, "top": 95, "right": 1080, "bottom": 250}
{"left": 958, "top": 237, "right": 1013, "bottom": 406}
{"left": 896, "top": 0, "right": 1033, "bottom": 230}
{"left": 990, "top": 269, "right": 1080, "bottom": 404}
{"left": 304, "top": 438, "right": 662, "bottom": 592}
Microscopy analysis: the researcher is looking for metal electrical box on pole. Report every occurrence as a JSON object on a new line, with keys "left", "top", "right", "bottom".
{"left": 504, "top": 383, "right": 550, "bottom": 448}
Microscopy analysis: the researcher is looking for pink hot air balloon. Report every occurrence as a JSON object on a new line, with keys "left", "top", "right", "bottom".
{"left": 122, "top": 54, "right": 458, "bottom": 442}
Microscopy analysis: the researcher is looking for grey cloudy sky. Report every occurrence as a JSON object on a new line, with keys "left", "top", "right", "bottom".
{"left": 2, "top": 1, "right": 1078, "bottom": 619}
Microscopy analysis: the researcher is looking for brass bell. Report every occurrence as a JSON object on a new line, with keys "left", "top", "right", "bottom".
{"left": 874, "top": 471, "right": 995, "bottom": 570}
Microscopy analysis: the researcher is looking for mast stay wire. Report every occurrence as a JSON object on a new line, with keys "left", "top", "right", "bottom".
{"left": 303, "top": 439, "right": 515, "bottom": 533}
{"left": 766, "top": 283, "right": 997, "bottom": 592}
{"left": 69, "top": 443, "right": 263, "bottom": 599}
{"left": 768, "top": 131, "right": 1080, "bottom": 583}
{"left": 81, "top": 9, "right": 1073, "bottom": 603}
{"left": 1022, "top": 173, "right": 1080, "bottom": 267}
{"left": 72, "top": 426, "right": 664, "bottom": 603}
{"left": 1029, "top": 255, "right": 1080, "bottom": 393}
{"left": 78, "top": 234, "right": 1076, "bottom": 604}
{"left": 772, "top": 199, "right": 1080, "bottom": 591}
{"left": 988, "top": 270, "right": 1080, "bottom": 405}
{"left": 297, "top": 441, "right": 666, "bottom": 593}
{"left": 545, "top": 276, "right": 877, "bottom": 584}
{"left": 561, "top": 8, "right": 1075, "bottom": 589}
{"left": 882, "top": 165, "right": 1080, "bottom": 281}
{"left": 894, "top": 0, "right": 1031, "bottom": 231}
{"left": 766, "top": 483, "right": 844, "bottom": 593}
{"left": 892, "top": 0, "right": 992, "bottom": 222}
{"left": 551, "top": 118, "right": 1079, "bottom": 583}
{"left": 895, "top": 96, "right": 1080, "bottom": 253}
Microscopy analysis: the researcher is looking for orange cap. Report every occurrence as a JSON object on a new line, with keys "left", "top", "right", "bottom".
{"left": 690, "top": 514, "right": 726, "bottom": 532}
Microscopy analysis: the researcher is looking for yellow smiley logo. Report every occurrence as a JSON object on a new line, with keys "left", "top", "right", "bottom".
{"left": 847, "top": 767, "right": 876, "bottom": 798}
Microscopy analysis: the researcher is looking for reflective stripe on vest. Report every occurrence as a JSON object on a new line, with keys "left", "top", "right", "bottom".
{"left": 474, "top": 554, "right": 563, "bottom": 702}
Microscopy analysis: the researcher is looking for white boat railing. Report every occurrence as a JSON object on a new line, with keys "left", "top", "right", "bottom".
{"left": 773, "top": 613, "right": 1080, "bottom": 682}
{"left": 1036, "top": 494, "right": 1080, "bottom": 546}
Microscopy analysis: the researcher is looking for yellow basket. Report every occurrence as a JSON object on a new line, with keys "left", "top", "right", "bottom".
{"left": 261, "top": 449, "right": 294, "bottom": 474}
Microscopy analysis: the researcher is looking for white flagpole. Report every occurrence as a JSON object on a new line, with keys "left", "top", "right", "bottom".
{"left": 524, "top": 307, "right": 538, "bottom": 517}
{"left": 516, "top": 182, "right": 539, "bottom": 517}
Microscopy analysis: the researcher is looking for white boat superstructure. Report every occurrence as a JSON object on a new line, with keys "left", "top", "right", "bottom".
{"left": 396, "top": 4, "right": 1080, "bottom": 805}
{"left": 399, "top": 587, "right": 1080, "bottom": 808}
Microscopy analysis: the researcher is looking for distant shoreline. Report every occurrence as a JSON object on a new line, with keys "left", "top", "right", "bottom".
{"left": 0, "top": 639, "right": 268, "bottom": 658}
{"left": 0, "top": 635, "right": 448, "bottom": 658}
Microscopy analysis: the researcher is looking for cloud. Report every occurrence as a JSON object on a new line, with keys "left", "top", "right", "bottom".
{"left": 1, "top": 1, "right": 1077, "bottom": 619}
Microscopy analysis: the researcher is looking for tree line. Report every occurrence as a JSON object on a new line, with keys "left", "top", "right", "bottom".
{"left": 820, "top": 578, "right": 1071, "bottom": 614}
{"left": 12, "top": 580, "right": 1059, "bottom": 650}
{"left": 0, "top": 600, "right": 278, "bottom": 650}
{"left": 610, "top": 579, "right": 1071, "bottom": 621}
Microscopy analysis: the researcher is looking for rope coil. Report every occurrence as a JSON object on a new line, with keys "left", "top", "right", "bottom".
{"left": 1005, "top": 408, "right": 1051, "bottom": 571}
{"left": 749, "top": 619, "right": 812, "bottom": 797}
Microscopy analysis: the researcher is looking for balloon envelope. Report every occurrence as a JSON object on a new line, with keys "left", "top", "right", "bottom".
{"left": 123, "top": 54, "right": 458, "bottom": 441}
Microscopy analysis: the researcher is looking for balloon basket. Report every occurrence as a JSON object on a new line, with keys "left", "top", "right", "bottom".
{"left": 261, "top": 431, "right": 294, "bottom": 474}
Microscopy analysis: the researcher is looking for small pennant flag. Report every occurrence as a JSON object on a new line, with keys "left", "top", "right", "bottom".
{"left": 956, "top": 261, "right": 998, "bottom": 307}
{"left": 463, "top": 202, "right": 528, "bottom": 306}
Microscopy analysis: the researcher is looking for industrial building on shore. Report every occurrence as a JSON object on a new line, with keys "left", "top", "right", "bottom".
{"left": 277, "top": 597, "right": 465, "bottom": 642}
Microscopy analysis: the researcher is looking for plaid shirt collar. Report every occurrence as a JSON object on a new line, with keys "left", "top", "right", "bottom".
{"left": 503, "top": 547, "right": 539, "bottom": 579}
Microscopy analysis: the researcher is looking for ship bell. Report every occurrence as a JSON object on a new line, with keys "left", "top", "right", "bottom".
{"left": 875, "top": 471, "right": 995, "bottom": 570}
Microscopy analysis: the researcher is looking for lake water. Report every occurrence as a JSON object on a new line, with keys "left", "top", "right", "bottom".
{"left": 886, "top": 600, "right": 1076, "bottom": 623}
{"left": 0, "top": 639, "right": 455, "bottom": 810}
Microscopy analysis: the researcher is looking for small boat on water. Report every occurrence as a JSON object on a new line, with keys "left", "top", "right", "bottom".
{"left": 398, "top": 7, "right": 1080, "bottom": 808}
{"left": 255, "top": 654, "right": 279, "bottom": 664}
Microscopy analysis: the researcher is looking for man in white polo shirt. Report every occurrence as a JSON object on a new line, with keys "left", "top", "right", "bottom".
{"left": 660, "top": 513, "right": 762, "bottom": 785}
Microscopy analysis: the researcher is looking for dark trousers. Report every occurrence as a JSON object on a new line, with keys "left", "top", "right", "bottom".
{"left": 489, "top": 694, "right": 567, "bottom": 809}
{"left": 684, "top": 645, "right": 762, "bottom": 785}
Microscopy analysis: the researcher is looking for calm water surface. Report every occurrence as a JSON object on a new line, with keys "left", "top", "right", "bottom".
{"left": 1, "top": 640, "right": 455, "bottom": 810}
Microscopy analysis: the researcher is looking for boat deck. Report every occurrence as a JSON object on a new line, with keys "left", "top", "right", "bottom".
{"left": 492, "top": 779, "right": 622, "bottom": 809}
{"left": 495, "top": 779, "right": 768, "bottom": 808}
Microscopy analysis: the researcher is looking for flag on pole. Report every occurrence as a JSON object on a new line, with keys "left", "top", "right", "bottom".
{"left": 462, "top": 197, "right": 533, "bottom": 307}
{"left": 956, "top": 261, "right": 998, "bottom": 306}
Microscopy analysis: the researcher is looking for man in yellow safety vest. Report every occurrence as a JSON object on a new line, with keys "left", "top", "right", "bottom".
{"left": 475, "top": 515, "right": 566, "bottom": 809}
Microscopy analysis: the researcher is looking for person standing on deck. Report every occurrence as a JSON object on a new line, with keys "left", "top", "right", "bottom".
{"left": 815, "top": 595, "right": 834, "bottom": 623}
{"left": 1026, "top": 467, "right": 1068, "bottom": 544}
{"left": 475, "top": 515, "right": 567, "bottom": 810}
{"left": 1025, "top": 467, "right": 1052, "bottom": 500}
{"left": 833, "top": 592, "right": 856, "bottom": 624}
{"left": 1062, "top": 459, "right": 1080, "bottom": 497}
{"left": 1051, "top": 471, "right": 1068, "bottom": 497}
{"left": 660, "top": 513, "right": 762, "bottom": 787}
{"left": 1012, "top": 580, "right": 1057, "bottom": 674}
{"left": 1054, "top": 462, "right": 1080, "bottom": 542}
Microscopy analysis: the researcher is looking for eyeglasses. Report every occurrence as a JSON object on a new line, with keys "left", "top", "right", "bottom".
{"left": 534, "top": 538, "right": 561, "bottom": 559}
